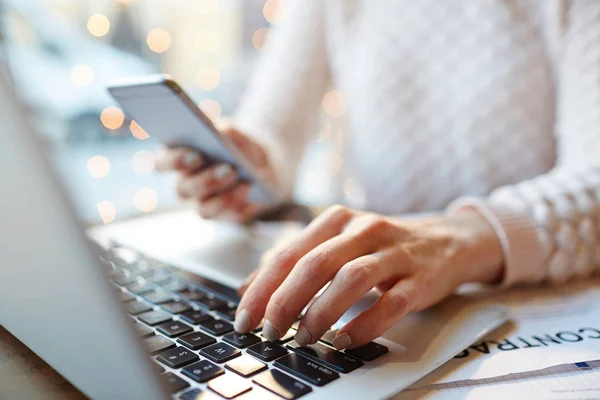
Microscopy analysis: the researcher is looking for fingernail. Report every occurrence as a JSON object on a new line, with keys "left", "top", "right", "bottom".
{"left": 294, "top": 326, "right": 312, "bottom": 347}
{"left": 183, "top": 152, "right": 201, "bottom": 167}
{"left": 332, "top": 333, "right": 352, "bottom": 350}
{"left": 263, "top": 320, "right": 280, "bottom": 342}
{"left": 214, "top": 164, "right": 234, "bottom": 180}
{"left": 234, "top": 309, "right": 250, "bottom": 333}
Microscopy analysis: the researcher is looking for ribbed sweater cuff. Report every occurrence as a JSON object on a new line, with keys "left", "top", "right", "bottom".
{"left": 447, "top": 197, "right": 546, "bottom": 287}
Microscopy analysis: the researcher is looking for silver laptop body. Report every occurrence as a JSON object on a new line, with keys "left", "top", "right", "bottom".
{"left": 0, "top": 60, "right": 509, "bottom": 400}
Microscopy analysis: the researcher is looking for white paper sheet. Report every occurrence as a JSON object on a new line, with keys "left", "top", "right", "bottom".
{"left": 411, "top": 277, "right": 600, "bottom": 385}
{"left": 397, "top": 360, "right": 600, "bottom": 400}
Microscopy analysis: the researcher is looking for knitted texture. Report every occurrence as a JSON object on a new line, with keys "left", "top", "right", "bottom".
{"left": 234, "top": 0, "right": 600, "bottom": 285}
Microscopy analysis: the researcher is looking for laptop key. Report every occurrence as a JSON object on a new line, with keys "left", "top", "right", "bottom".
{"left": 125, "top": 301, "right": 153, "bottom": 315}
{"left": 180, "top": 310, "right": 213, "bottom": 325}
{"left": 143, "top": 290, "right": 174, "bottom": 305}
{"left": 182, "top": 360, "right": 224, "bottom": 383}
{"left": 225, "top": 354, "right": 267, "bottom": 377}
{"left": 214, "top": 305, "right": 237, "bottom": 321}
{"left": 194, "top": 297, "right": 227, "bottom": 311}
{"left": 179, "top": 289, "right": 208, "bottom": 302}
{"left": 111, "top": 272, "right": 137, "bottom": 286}
{"left": 152, "top": 362, "right": 165, "bottom": 373}
{"left": 177, "top": 331, "right": 216, "bottom": 350}
{"left": 156, "top": 346, "right": 199, "bottom": 368}
{"left": 133, "top": 322, "right": 154, "bottom": 338}
{"left": 345, "top": 341, "right": 389, "bottom": 361}
{"left": 147, "top": 272, "right": 172, "bottom": 285}
{"left": 162, "top": 372, "right": 190, "bottom": 394}
{"left": 127, "top": 280, "right": 155, "bottom": 295}
{"left": 179, "top": 388, "right": 220, "bottom": 400}
{"left": 207, "top": 373, "right": 252, "bottom": 399}
{"left": 162, "top": 301, "right": 192, "bottom": 314}
{"left": 287, "top": 340, "right": 363, "bottom": 373}
{"left": 156, "top": 321, "right": 193, "bottom": 338}
{"left": 162, "top": 280, "right": 188, "bottom": 293}
{"left": 118, "top": 290, "right": 136, "bottom": 303}
{"left": 200, "top": 342, "right": 241, "bottom": 363}
{"left": 223, "top": 332, "right": 261, "bottom": 349}
{"left": 274, "top": 353, "right": 339, "bottom": 386}
{"left": 199, "top": 319, "right": 233, "bottom": 336}
{"left": 252, "top": 369, "right": 312, "bottom": 400}
{"left": 247, "top": 342, "right": 288, "bottom": 362}
{"left": 138, "top": 310, "right": 172, "bottom": 326}
{"left": 144, "top": 335, "right": 176, "bottom": 355}
{"left": 236, "top": 386, "right": 283, "bottom": 400}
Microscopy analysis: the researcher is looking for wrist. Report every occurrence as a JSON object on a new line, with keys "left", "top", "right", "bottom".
{"left": 443, "top": 210, "right": 504, "bottom": 284}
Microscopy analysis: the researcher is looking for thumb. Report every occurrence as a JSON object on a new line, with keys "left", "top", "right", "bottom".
{"left": 217, "top": 123, "right": 266, "bottom": 167}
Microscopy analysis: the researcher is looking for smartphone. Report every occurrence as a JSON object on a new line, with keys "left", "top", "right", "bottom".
{"left": 107, "top": 74, "right": 280, "bottom": 205}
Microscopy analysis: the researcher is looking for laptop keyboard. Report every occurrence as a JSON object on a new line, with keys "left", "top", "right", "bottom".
{"left": 97, "top": 242, "right": 389, "bottom": 399}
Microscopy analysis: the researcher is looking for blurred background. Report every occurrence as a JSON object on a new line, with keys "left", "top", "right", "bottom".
{"left": 0, "top": 0, "right": 348, "bottom": 224}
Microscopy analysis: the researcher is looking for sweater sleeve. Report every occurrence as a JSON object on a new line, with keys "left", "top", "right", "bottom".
{"left": 448, "top": 0, "right": 600, "bottom": 286}
{"left": 233, "top": 0, "right": 330, "bottom": 199}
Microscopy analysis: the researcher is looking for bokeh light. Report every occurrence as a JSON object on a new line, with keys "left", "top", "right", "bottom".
{"left": 70, "top": 64, "right": 94, "bottom": 87}
{"left": 131, "top": 150, "right": 156, "bottom": 174}
{"left": 199, "top": 99, "right": 222, "bottom": 122}
{"left": 130, "top": 120, "right": 150, "bottom": 140}
{"left": 195, "top": 66, "right": 221, "bottom": 91}
{"left": 134, "top": 188, "right": 158, "bottom": 212}
{"left": 195, "top": 30, "right": 219, "bottom": 53}
{"left": 96, "top": 201, "right": 117, "bottom": 224}
{"left": 322, "top": 90, "right": 347, "bottom": 117}
{"left": 252, "top": 27, "right": 269, "bottom": 50}
{"left": 100, "top": 106, "right": 125, "bottom": 130}
{"left": 87, "top": 155, "right": 111, "bottom": 178}
{"left": 263, "top": 0, "right": 284, "bottom": 24}
{"left": 147, "top": 28, "right": 172, "bottom": 53}
{"left": 87, "top": 14, "right": 110, "bottom": 37}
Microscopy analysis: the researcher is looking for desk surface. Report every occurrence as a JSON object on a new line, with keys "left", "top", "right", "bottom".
{"left": 0, "top": 325, "right": 84, "bottom": 400}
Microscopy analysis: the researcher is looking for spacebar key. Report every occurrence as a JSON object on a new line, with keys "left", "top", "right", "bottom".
{"left": 274, "top": 353, "right": 339, "bottom": 386}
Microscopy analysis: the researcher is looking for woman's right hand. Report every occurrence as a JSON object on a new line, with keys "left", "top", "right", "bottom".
{"left": 155, "top": 123, "right": 276, "bottom": 222}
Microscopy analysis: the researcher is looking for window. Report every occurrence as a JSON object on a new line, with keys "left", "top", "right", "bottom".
{"left": 1, "top": 0, "right": 343, "bottom": 224}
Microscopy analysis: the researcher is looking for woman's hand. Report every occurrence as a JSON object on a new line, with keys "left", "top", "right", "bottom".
{"left": 234, "top": 205, "right": 504, "bottom": 349}
{"left": 155, "top": 123, "right": 276, "bottom": 222}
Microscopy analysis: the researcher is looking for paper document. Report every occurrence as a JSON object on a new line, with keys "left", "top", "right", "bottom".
{"left": 397, "top": 360, "right": 600, "bottom": 400}
{"left": 413, "top": 277, "right": 600, "bottom": 384}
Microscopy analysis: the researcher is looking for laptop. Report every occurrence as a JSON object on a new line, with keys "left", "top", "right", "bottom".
{"left": 0, "top": 61, "right": 509, "bottom": 400}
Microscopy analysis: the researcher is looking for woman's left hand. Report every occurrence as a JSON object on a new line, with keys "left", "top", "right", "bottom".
{"left": 234, "top": 205, "right": 504, "bottom": 350}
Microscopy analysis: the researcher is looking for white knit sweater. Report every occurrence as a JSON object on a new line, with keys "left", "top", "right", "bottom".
{"left": 234, "top": 0, "right": 600, "bottom": 286}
